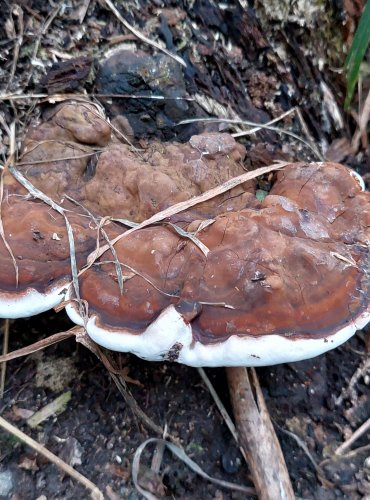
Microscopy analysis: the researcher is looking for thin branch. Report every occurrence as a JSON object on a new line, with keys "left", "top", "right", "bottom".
{"left": 334, "top": 416, "right": 370, "bottom": 456}
{"left": 102, "top": 0, "right": 186, "bottom": 67}
{"left": 0, "top": 415, "right": 103, "bottom": 499}
{"left": 177, "top": 117, "right": 324, "bottom": 160}
{"left": 0, "top": 327, "right": 79, "bottom": 364}
{"left": 0, "top": 319, "right": 10, "bottom": 399}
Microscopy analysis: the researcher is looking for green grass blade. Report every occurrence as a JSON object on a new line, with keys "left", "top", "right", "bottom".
{"left": 344, "top": 0, "right": 370, "bottom": 109}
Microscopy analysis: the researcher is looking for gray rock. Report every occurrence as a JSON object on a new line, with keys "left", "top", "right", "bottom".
{"left": 0, "top": 470, "right": 13, "bottom": 497}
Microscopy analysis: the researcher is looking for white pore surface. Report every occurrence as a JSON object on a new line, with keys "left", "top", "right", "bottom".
{"left": 350, "top": 170, "right": 366, "bottom": 191}
{"left": 65, "top": 302, "right": 370, "bottom": 367}
{"left": 0, "top": 285, "right": 67, "bottom": 319}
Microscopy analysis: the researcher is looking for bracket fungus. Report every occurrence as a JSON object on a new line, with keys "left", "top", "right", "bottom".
{"left": 1, "top": 101, "right": 369, "bottom": 368}
{"left": 0, "top": 166, "right": 97, "bottom": 318}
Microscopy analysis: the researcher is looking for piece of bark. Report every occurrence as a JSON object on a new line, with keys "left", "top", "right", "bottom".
{"left": 40, "top": 56, "right": 92, "bottom": 93}
{"left": 226, "top": 367, "right": 295, "bottom": 500}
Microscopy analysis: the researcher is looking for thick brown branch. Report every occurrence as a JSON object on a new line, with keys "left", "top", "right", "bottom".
{"left": 226, "top": 366, "right": 295, "bottom": 500}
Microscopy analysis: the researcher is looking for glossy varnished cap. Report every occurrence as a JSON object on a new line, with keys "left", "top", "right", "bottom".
{"left": 0, "top": 171, "right": 98, "bottom": 318}
{"left": 66, "top": 162, "right": 370, "bottom": 367}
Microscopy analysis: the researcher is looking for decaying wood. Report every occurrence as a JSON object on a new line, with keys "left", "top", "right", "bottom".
{"left": 226, "top": 366, "right": 295, "bottom": 500}
{"left": 40, "top": 56, "right": 92, "bottom": 93}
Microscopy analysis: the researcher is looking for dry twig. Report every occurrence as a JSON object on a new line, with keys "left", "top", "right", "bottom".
{"left": 0, "top": 319, "right": 10, "bottom": 399}
{"left": 0, "top": 327, "right": 78, "bottom": 364}
{"left": 334, "top": 416, "right": 370, "bottom": 456}
{"left": 226, "top": 367, "right": 295, "bottom": 500}
{"left": 102, "top": 0, "right": 186, "bottom": 67}
{"left": 0, "top": 415, "right": 103, "bottom": 499}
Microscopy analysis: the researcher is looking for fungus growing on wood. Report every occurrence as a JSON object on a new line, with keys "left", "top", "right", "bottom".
{"left": 65, "top": 161, "right": 370, "bottom": 366}
{"left": 4, "top": 101, "right": 369, "bottom": 363}
{"left": 0, "top": 168, "right": 97, "bottom": 318}
{"left": 1, "top": 102, "right": 257, "bottom": 319}
{"left": 2, "top": 101, "right": 370, "bottom": 500}
{"left": 0, "top": 102, "right": 112, "bottom": 318}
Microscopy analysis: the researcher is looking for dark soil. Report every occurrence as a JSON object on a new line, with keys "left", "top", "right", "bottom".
{"left": 2, "top": 312, "right": 370, "bottom": 499}
{"left": 0, "top": 1, "right": 370, "bottom": 499}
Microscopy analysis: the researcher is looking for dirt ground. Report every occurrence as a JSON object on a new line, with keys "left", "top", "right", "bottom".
{"left": 0, "top": 0, "right": 370, "bottom": 499}
{"left": 1, "top": 312, "right": 370, "bottom": 499}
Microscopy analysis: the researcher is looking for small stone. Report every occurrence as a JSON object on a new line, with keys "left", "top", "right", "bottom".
{"left": 221, "top": 448, "right": 241, "bottom": 474}
{"left": 0, "top": 470, "right": 13, "bottom": 497}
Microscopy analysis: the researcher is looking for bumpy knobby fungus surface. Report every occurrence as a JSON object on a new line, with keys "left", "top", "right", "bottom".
{"left": 1, "top": 101, "right": 253, "bottom": 319}
{"left": 21, "top": 102, "right": 255, "bottom": 221}
{"left": 4, "top": 101, "right": 370, "bottom": 366}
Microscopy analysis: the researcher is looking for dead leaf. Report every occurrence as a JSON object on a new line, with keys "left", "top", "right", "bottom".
{"left": 18, "top": 455, "right": 39, "bottom": 471}
{"left": 12, "top": 406, "right": 34, "bottom": 420}
{"left": 105, "top": 462, "right": 131, "bottom": 481}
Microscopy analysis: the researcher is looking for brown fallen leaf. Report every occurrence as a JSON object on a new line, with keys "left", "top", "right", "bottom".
{"left": 105, "top": 462, "right": 131, "bottom": 481}
{"left": 18, "top": 455, "right": 39, "bottom": 471}
{"left": 12, "top": 406, "right": 34, "bottom": 421}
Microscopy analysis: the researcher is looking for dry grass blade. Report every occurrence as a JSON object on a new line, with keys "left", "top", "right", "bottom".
{"left": 167, "top": 222, "right": 210, "bottom": 256}
{"left": 0, "top": 327, "right": 81, "bottom": 364}
{"left": 0, "top": 415, "right": 103, "bottom": 500}
{"left": 0, "top": 123, "right": 19, "bottom": 286}
{"left": 8, "top": 165, "right": 82, "bottom": 314}
{"left": 102, "top": 0, "right": 186, "bottom": 68}
{"left": 95, "top": 260, "right": 234, "bottom": 308}
{"left": 110, "top": 373, "right": 164, "bottom": 436}
{"left": 23, "top": 4, "right": 61, "bottom": 89}
{"left": 27, "top": 391, "right": 71, "bottom": 428}
{"left": 177, "top": 117, "right": 324, "bottom": 160}
{"left": 351, "top": 88, "right": 370, "bottom": 152}
{"left": 18, "top": 139, "right": 97, "bottom": 160}
{"left": 86, "top": 161, "right": 290, "bottom": 266}
{"left": 132, "top": 437, "right": 256, "bottom": 499}
{"left": 59, "top": 100, "right": 143, "bottom": 158}
{"left": 0, "top": 319, "right": 10, "bottom": 399}
{"left": 99, "top": 261, "right": 179, "bottom": 299}
{"left": 276, "top": 424, "right": 321, "bottom": 474}
{"left": 5, "top": 5, "right": 24, "bottom": 92}
{"left": 78, "top": 0, "right": 91, "bottom": 23}
{"left": 197, "top": 368, "right": 248, "bottom": 464}
{"left": 73, "top": 329, "right": 164, "bottom": 436}
{"left": 65, "top": 196, "right": 124, "bottom": 294}
{"left": 232, "top": 108, "right": 296, "bottom": 137}
{"left": 0, "top": 92, "right": 195, "bottom": 102}
{"left": 17, "top": 150, "right": 102, "bottom": 166}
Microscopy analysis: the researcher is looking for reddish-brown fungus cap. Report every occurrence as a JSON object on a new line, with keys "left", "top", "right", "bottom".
{"left": 0, "top": 167, "right": 99, "bottom": 318}
{"left": 2, "top": 101, "right": 254, "bottom": 319}
{"left": 66, "top": 162, "right": 370, "bottom": 367}
{"left": 0, "top": 102, "right": 113, "bottom": 318}
{"left": 9, "top": 102, "right": 370, "bottom": 365}
{"left": 19, "top": 106, "right": 255, "bottom": 221}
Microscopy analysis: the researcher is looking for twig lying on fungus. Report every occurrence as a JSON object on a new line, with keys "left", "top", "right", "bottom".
{"left": 85, "top": 161, "right": 291, "bottom": 266}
